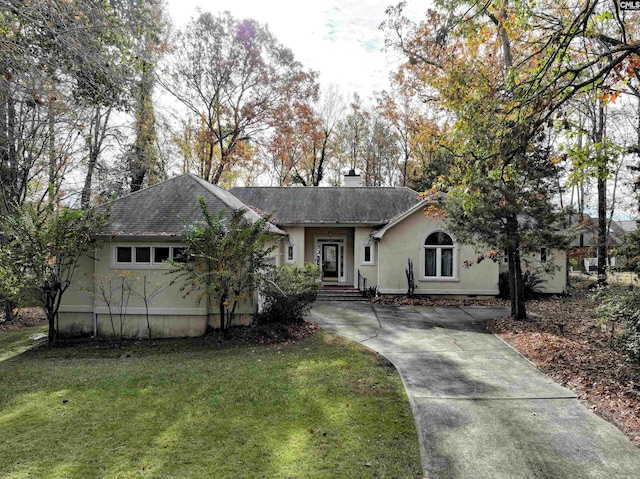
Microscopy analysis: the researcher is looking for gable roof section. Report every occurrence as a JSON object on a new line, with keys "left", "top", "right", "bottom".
{"left": 372, "top": 199, "right": 429, "bottom": 239}
{"left": 617, "top": 219, "right": 638, "bottom": 234}
{"left": 99, "top": 173, "right": 284, "bottom": 239}
{"left": 230, "top": 186, "right": 422, "bottom": 225}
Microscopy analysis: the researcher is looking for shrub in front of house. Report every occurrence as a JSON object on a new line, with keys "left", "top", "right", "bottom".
{"left": 499, "top": 271, "right": 547, "bottom": 301}
{"left": 258, "top": 264, "right": 322, "bottom": 325}
{"left": 594, "top": 285, "right": 640, "bottom": 364}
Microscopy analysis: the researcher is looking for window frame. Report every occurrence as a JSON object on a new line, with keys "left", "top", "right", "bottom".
{"left": 284, "top": 241, "right": 297, "bottom": 264}
{"left": 360, "top": 240, "right": 375, "bottom": 266}
{"left": 540, "top": 247, "right": 547, "bottom": 264}
{"left": 112, "top": 244, "right": 186, "bottom": 269}
{"left": 419, "top": 230, "right": 459, "bottom": 282}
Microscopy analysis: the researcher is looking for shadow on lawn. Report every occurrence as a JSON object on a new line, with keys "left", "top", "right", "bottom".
{"left": 0, "top": 332, "right": 423, "bottom": 478}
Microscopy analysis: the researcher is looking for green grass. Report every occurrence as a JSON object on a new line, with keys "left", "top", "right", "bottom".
{"left": 0, "top": 324, "right": 47, "bottom": 362}
{"left": 0, "top": 327, "right": 423, "bottom": 478}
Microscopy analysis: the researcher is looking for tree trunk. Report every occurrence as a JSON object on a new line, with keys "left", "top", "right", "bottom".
{"left": 47, "top": 313, "right": 58, "bottom": 346}
{"left": 597, "top": 173, "right": 607, "bottom": 284}
{"left": 81, "top": 108, "right": 101, "bottom": 208}
{"left": 507, "top": 248, "right": 527, "bottom": 320}
{"left": 2, "top": 299, "right": 17, "bottom": 322}
{"left": 81, "top": 106, "right": 112, "bottom": 208}
{"left": 48, "top": 103, "right": 56, "bottom": 205}
{"left": 130, "top": 62, "right": 157, "bottom": 192}
{"left": 0, "top": 81, "right": 8, "bottom": 213}
{"left": 45, "top": 294, "right": 59, "bottom": 346}
{"left": 219, "top": 295, "right": 227, "bottom": 336}
{"left": 506, "top": 215, "right": 527, "bottom": 320}
{"left": 595, "top": 103, "right": 608, "bottom": 285}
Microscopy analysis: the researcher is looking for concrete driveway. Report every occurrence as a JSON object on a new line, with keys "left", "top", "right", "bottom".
{"left": 308, "top": 301, "right": 640, "bottom": 479}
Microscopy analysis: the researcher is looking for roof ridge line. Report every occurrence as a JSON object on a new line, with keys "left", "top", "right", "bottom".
{"left": 103, "top": 172, "right": 193, "bottom": 204}
{"left": 186, "top": 174, "right": 238, "bottom": 210}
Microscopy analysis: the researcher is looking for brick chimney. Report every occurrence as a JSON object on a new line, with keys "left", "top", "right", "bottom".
{"left": 343, "top": 169, "right": 363, "bottom": 187}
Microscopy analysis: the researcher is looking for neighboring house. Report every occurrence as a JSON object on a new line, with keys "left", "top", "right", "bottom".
{"left": 569, "top": 213, "right": 626, "bottom": 248}
{"left": 616, "top": 219, "right": 638, "bottom": 236}
{"left": 58, "top": 172, "right": 566, "bottom": 338}
{"left": 568, "top": 214, "right": 634, "bottom": 271}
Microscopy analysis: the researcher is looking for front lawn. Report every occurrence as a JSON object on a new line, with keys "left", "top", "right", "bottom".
{"left": 0, "top": 324, "right": 47, "bottom": 362}
{"left": 0, "top": 327, "right": 422, "bottom": 478}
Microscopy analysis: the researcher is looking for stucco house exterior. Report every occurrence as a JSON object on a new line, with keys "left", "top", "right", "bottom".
{"left": 58, "top": 172, "right": 566, "bottom": 338}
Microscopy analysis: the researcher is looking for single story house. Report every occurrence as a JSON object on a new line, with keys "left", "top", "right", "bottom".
{"left": 58, "top": 171, "right": 566, "bottom": 338}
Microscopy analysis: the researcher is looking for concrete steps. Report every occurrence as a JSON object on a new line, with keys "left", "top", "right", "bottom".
{"left": 317, "top": 287, "right": 368, "bottom": 302}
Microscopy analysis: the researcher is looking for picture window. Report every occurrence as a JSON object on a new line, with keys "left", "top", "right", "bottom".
{"left": 113, "top": 245, "right": 187, "bottom": 267}
{"left": 423, "top": 232, "right": 456, "bottom": 279}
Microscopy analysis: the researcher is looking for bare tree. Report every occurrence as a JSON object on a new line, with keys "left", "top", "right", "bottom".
{"left": 160, "top": 11, "right": 317, "bottom": 185}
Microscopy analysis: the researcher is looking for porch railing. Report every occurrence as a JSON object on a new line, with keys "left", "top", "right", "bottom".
{"left": 357, "top": 269, "right": 367, "bottom": 293}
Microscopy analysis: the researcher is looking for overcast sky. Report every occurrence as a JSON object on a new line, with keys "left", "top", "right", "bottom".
{"left": 165, "top": 0, "right": 426, "bottom": 99}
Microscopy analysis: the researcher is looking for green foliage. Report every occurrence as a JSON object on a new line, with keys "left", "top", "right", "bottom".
{"left": 618, "top": 227, "right": 640, "bottom": 273}
{"left": 593, "top": 286, "right": 640, "bottom": 363}
{"left": 498, "top": 271, "right": 547, "bottom": 301}
{"left": 171, "top": 197, "right": 278, "bottom": 332}
{"left": 405, "top": 150, "right": 453, "bottom": 192}
{"left": 258, "top": 264, "right": 322, "bottom": 325}
{"left": 0, "top": 203, "right": 108, "bottom": 344}
{"left": 382, "top": 0, "right": 636, "bottom": 318}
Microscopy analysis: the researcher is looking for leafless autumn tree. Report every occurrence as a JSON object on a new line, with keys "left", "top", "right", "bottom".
{"left": 160, "top": 11, "right": 317, "bottom": 185}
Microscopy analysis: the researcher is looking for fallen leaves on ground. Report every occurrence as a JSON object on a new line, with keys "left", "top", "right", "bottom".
{"left": 0, "top": 307, "right": 46, "bottom": 332}
{"left": 372, "top": 295, "right": 509, "bottom": 308}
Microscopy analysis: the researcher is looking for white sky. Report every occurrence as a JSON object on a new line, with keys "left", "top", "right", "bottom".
{"left": 165, "top": 0, "right": 426, "bottom": 99}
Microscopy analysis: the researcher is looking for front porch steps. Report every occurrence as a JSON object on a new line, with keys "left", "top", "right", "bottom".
{"left": 317, "top": 286, "right": 368, "bottom": 302}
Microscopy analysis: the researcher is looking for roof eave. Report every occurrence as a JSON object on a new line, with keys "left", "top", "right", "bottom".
{"left": 94, "top": 233, "right": 185, "bottom": 241}
{"left": 275, "top": 221, "right": 389, "bottom": 228}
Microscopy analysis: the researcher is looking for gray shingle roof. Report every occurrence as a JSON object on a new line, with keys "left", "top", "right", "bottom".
{"left": 229, "top": 186, "right": 422, "bottom": 225}
{"left": 617, "top": 220, "right": 638, "bottom": 233}
{"left": 99, "top": 173, "right": 284, "bottom": 239}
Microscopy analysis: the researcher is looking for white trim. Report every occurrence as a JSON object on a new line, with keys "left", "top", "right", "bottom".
{"left": 284, "top": 241, "right": 297, "bottom": 264}
{"left": 419, "top": 229, "right": 459, "bottom": 281}
{"left": 59, "top": 305, "right": 94, "bottom": 313}
{"left": 360, "top": 240, "right": 375, "bottom": 266}
{"left": 60, "top": 306, "right": 208, "bottom": 316}
{"left": 111, "top": 243, "right": 185, "bottom": 270}
{"left": 376, "top": 239, "right": 381, "bottom": 289}
{"left": 379, "top": 288, "right": 499, "bottom": 296}
{"left": 418, "top": 276, "right": 459, "bottom": 283}
{"left": 95, "top": 307, "right": 207, "bottom": 316}
{"left": 315, "top": 236, "right": 348, "bottom": 284}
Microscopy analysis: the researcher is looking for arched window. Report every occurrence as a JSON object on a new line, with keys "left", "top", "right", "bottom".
{"left": 424, "top": 232, "right": 454, "bottom": 278}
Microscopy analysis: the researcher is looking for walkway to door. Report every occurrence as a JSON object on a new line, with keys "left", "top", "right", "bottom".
{"left": 308, "top": 301, "right": 640, "bottom": 479}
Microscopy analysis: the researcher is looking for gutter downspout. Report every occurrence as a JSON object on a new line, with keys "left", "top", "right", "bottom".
{"left": 376, "top": 237, "right": 381, "bottom": 293}
{"left": 93, "top": 244, "right": 98, "bottom": 337}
